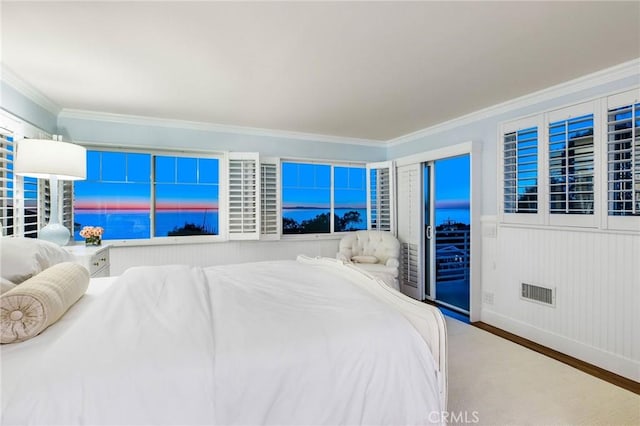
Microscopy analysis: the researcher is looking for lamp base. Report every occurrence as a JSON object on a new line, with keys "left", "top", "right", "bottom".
{"left": 39, "top": 223, "right": 71, "bottom": 246}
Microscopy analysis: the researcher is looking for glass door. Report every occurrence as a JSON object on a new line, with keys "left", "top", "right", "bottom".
{"left": 424, "top": 155, "right": 471, "bottom": 314}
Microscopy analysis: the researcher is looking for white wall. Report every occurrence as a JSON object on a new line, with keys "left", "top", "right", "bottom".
{"left": 0, "top": 81, "right": 58, "bottom": 134}
{"left": 388, "top": 62, "right": 640, "bottom": 380}
{"left": 481, "top": 217, "right": 639, "bottom": 380}
{"left": 386, "top": 63, "right": 640, "bottom": 216}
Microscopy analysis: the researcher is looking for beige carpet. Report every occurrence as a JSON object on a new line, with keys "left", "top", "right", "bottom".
{"left": 445, "top": 317, "right": 640, "bottom": 426}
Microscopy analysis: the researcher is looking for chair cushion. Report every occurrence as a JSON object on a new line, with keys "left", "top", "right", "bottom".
{"left": 352, "top": 263, "right": 399, "bottom": 278}
{"left": 351, "top": 255, "right": 378, "bottom": 264}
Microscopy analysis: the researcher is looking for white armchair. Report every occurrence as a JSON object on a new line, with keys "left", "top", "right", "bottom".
{"left": 336, "top": 230, "right": 401, "bottom": 290}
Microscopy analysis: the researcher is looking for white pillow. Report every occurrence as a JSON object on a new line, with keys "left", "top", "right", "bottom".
{"left": 0, "top": 237, "right": 74, "bottom": 284}
{"left": 0, "top": 262, "right": 89, "bottom": 344}
{"left": 351, "top": 255, "right": 378, "bottom": 264}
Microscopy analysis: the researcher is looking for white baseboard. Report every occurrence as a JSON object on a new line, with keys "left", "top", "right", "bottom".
{"left": 481, "top": 309, "right": 640, "bottom": 382}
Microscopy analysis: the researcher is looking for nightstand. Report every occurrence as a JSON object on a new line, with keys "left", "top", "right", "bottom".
{"left": 63, "top": 244, "right": 111, "bottom": 278}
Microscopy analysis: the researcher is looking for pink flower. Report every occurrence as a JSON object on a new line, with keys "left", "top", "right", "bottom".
{"left": 79, "top": 226, "right": 104, "bottom": 239}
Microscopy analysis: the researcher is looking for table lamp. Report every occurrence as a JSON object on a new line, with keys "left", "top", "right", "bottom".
{"left": 14, "top": 138, "right": 86, "bottom": 245}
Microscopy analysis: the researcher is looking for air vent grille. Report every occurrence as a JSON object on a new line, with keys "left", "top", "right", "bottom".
{"left": 521, "top": 282, "right": 555, "bottom": 306}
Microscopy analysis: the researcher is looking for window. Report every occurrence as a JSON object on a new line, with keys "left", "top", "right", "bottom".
{"left": 0, "top": 130, "right": 50, "bottom": 238}
{"left": 607, "top": 101, "right": 639, "bottom": 216}
{"left": 501, "top": 90, "right": 640, "bottom": 230}
{"left": 155, "top": 155, "right": 219, "bottom": 237}
{"left": 333, "top": 166, "right": 366, "bottom": 232}
{"left": 548, "top": 113, "right": 595, "bottom": 215}
{"left": 282, "top": 162, "right": 331, "bottom": 234}
{"left": 74, "top": 149, "right": 220, "bottom": 240}
{"left": 503, "top": 126, "right": 538, "bottom": 214}
{"left": 281, "top": 161, "right": 367, "bottom": 234}
{"left": 0, "top": 131, "right": 14, "bottom": 236}
{"left": 75, "top": 151, "right": 152, "bottom": 240}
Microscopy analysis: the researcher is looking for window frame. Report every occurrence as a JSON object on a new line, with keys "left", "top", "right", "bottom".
{"left": 499, "top": 115, "right": 545, "bottom": 225}
{"left": 280, "top": 158, "right": 368, "bottom": 238}
{"left": 601, "top": 89, "right": 640, "bottom": 232}
{"left": 76, "top": 146, "right": 226, "bottom": 243}
{"left": 0, "top": 111, "right": 52, "bottom": 238}
{"left": 499, "top": 90, "right": 640, "bottom": 232}
{"left": 546, "top": 101, "right": 599, "bottom": 228}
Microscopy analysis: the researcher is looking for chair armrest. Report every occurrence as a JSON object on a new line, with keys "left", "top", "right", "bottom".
{"left": 385, "top": 257, "right": 400, "bottom": 268}
{"left": 336, "top": 252, "right": 350, "bottom": 263}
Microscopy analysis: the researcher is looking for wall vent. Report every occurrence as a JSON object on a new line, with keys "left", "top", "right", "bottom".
{"left": 521, "top": 283, "right": 555, "bottom": 306}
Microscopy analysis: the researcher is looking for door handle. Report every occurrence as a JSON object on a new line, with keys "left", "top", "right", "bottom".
{"left": 426, "top": 225, "right": 434, "bottom": 240}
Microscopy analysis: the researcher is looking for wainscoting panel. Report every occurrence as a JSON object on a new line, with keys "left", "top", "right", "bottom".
{"left": 480, "top": 217, "right": 639, "bottom": 381}
{"left": 109, "top": 239, "right": 341, "bottom": 276}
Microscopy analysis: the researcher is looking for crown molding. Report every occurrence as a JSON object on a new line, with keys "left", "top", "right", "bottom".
{"left": 387, "top": 58, "right": 640, "bottom": 147}
{"left": 58, "top": 109, "right": 385, "bottom": 147}
{"left": 0, "top": 64, "right": 61, "bottom": 117}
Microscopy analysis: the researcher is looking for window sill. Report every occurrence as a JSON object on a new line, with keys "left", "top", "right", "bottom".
{"left": 91, "top": 235, "right": 226, "bottom": 248}
{"left": 91, "top": 233, "right": 344, "bottom": 248}
{"left": 497, "top": 221, "right": 639, "bottom": 235}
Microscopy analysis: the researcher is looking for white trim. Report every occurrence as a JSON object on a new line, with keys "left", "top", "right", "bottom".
{"left": 391, "top": 141, "right": 482, "bottom": 321}
{"left": 481, "top": 308, "right": 640, "bottom": 382}
{"left": 387, "top": 58, "right": 640, "bottom": 147}
{"left": 58, "top": 109, "right": 384, "bottom": 147}
{"left": 498, "top": 115, "right": 544, "bottom": 225}
{"left": 0, "top": 65, "right": 61, "bottom": 116}
{"left": 394, "top": 141, "right": 473, "bottom": 166}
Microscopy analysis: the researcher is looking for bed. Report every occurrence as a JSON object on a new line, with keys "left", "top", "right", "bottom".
{"left": 1, "top": 254, "right": 447, "bottom": 425}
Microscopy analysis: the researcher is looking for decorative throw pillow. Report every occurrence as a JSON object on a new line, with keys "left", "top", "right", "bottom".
{"left": 0, "top": 278, "right": 16, "bottom": 294}
{"left": 0, "top": 262, "right": 89, "bottom": 344}
{"left": 351, "top": 255, "right": 379, "bottom": 264}
{"left": 0, "top": 237, "right": 75, "bottom": 284}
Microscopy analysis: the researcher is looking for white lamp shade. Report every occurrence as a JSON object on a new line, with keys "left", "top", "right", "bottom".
{"left": 14, "top": 139, "right": 86, "bottom": 180}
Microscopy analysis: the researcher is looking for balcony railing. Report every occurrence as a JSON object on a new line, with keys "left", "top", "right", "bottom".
{"left": 435, "top": 229, "right": 470, "bottom": 284}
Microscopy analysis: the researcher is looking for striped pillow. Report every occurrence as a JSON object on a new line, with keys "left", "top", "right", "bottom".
{"left": 0, "top": 262, "right": 89, "bottom": 344}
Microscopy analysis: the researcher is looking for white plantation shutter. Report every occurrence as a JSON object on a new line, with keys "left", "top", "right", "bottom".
{"left": 22, "top": 173, "right": 39, "bottom": 238}
{"left": 547, "top": 102, "right": 598, "bottom": 227}
{"left": 228, "top": 153, "right": 260, "bottom": 240}
{"left": 607, "top": 91, "right": 639, "bottom": 216}
{"left": 61, "top": 181, "right": 74, "bottom": 236}
{"left": 0, "top": 130, "right": 14, "bottom": 236}
{"left": 606, "top": 89, "right": 640, "bottom": 231}
{"left": 366, "top": 161, "right": 395, "bottom": 234}
{"left": 260, "top": 158, "right": 281, "bottom": 239}
{"left": 396, "top": 163, "right": 423, "bottom": 300}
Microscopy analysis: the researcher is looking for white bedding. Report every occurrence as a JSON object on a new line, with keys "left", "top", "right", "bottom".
{"left": 1, "top": 256, "right": 446, "bottom": 426}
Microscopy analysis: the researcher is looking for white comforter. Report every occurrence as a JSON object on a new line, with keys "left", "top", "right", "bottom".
{"left": 2, "top": 257, "right": 444, "bottom": 425}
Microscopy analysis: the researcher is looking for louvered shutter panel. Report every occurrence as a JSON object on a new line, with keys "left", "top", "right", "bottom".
{"left": 61, "top": 181, "right": 74, "bottom": 236}
{"left": 607, "top": 95, "right": 639, "bottom": 217}
{"left": 396, "top": 163, "right": 423, "bottom": 300}
{"left": 260, "top": 158, "right": 280, "bottom": 239}
{"left": 0, "top": 130, "right": 14, "bottom": 236}
{"left": 228, "top": 153, "right": 260, "bottom": 240}
{"left": 22, "top": 173, "right": 39, "bottom": 238}
{"left": 366, "top": 161, "right": 395, "bottom": 234}
{"left": 503, "top": 126, "right": 538, "bottom": 214}
{"left": 549, "top": 114, "right": 595, "bottom": 215}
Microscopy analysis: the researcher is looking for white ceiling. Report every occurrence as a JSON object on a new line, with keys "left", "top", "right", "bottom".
{"left": 2, "top": 1, "right": 639, "bottom": 142}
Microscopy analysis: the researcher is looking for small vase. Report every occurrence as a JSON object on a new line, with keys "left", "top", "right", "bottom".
{"left": 85, "top": 237, "right": 101, "bottom": 246}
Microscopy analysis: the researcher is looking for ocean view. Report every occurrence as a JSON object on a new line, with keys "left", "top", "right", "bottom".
{"left": 74, "top": 210, "right": 219, "bottom": 240}
{"left": 75, "top": 207, "right": 469, "bottom": 240}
